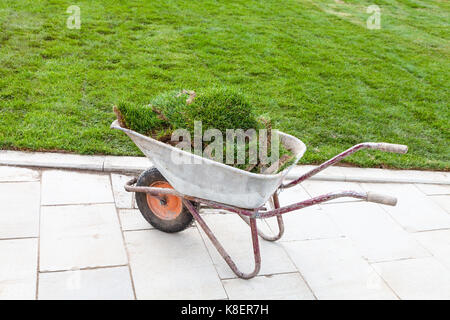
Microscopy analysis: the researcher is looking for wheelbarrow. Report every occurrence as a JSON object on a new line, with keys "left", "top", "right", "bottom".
{"left": 111, "top": 120, "right": 408, "bottom": 279}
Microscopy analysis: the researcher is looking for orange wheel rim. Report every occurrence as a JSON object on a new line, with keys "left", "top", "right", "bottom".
{"left": 147, "top": 181, "right": 182, "bottom": 220}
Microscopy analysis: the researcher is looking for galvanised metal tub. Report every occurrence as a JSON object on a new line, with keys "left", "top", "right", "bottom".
{"left": 111, "top": 120, "right": 307, "bottom": 209}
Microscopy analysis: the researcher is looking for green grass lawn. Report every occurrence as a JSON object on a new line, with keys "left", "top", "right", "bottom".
{"left": 0, "top": 0, "right": 448, "bottom": 169}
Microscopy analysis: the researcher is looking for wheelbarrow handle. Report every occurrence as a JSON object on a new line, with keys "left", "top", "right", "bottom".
{"left": 366, "top": 192, "right": 397, "bottom": 206}
{"left": 368, "top": 142, "right": 408, "bottom": 154}
{"left": 281, "top": 141, "right": 408, "bottom": 189}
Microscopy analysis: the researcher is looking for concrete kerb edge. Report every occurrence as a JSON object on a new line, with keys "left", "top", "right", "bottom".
{"left": 0, "top": 151, "right": 448, "bottom": 185}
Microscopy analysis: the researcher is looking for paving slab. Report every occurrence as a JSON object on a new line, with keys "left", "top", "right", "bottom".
{"left": 283, "top": 237, "right": 397, "bottom": 299}
{"left": 1, "top": 160, "right": 449, "bottom": 300}
{"left": 300, "top": 180, "right": 365, "bottom": 204}
{"left": 222, "top": 273, "right": 315, "bottom": 300}
{"left": 267, "top": 184, "right": 342, "bottom": 241}
{"left": 197, "top": 214, "right": 297, "bottom": 279}
{"left": 287, "top": 165, "right": 347, "bottom": 181}
{"left": 119, "top": 209, "right": 153, "bottom": 231}
{"left": 265, "top": 206, "right": 342, "bottom": 242}
{"left": 413, "top": 230, "right": 450, "bottom": 269}
{"left": 0, "top": 166, "right": 40, "bottom": 182}
{"left": 325, "top": 202, "right": 429, "bottom": 262}
{"left": 39, "top": 203, "right": 127, "bottom": 271}
{"left": 111, "top": 173, "right": 135, "bottom": 208}
{"left": 41, "top": 170, "right": 114, "bottom": 205}
{"left": 278, "top": 182, "right": 311, "bottom": 203}
{"left": 373, "top": 257, "right": 450, "bottom": 299}
{"left": 276, "top": 182, "right": 314, "bottom": 207}
{"left": 414, "top": 183, "right": 450, "bottom": 196}
{"left": 0, "top": 182, "right": 40, "bottom": 239}
{"left": 0, "top": 238, "right": 38, "bottom": 300}
{"left": 427, "top": 195, "right": 450, "bottom": 213}
{"left": 125, "top": 228, "right": 226, "bottom": 300}
{"left": 38, "top": 267, "right": 134, "bottom": 300}
{"left": 361, "top": 183, "right": 450, "bottom": 232}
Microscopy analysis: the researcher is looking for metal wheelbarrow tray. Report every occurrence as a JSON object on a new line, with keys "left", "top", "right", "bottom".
{"left": 111, "top": 120, "right": 408, "bottom": 279}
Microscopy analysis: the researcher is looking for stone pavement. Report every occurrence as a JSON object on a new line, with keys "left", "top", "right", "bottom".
{"left": 0, "top": 165, "right": 449, "bottom": 300}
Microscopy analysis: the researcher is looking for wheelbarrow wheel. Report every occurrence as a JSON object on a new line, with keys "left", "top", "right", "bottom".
{"left": 135, "top": 167, "right": 196, "bottom": 233}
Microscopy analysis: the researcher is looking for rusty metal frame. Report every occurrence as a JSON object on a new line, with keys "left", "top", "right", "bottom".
{"left": 124, "top": 141, "right": 405, "bottom": 279}
{"left": 126, "top": 177, "right": 370, "bottom": 218}
{"left": 183, "top": 200, "right": 261, "bottom": 279}
{"left": 237, "top": 193, "right": 284, "bottom": 242}
{"left": 125, "top": 179, "right": 374, "bottom": 279}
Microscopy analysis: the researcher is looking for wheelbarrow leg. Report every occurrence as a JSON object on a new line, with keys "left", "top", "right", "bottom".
{"left": 238, "top": 193, "right": 285, "bottom": 242}
{"left": 183, "top": 200, "right": 261, "bottom": 279}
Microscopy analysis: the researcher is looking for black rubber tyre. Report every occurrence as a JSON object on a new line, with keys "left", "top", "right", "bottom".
{"left": 135, "top": 167, "right": 196, "bottom": 233}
